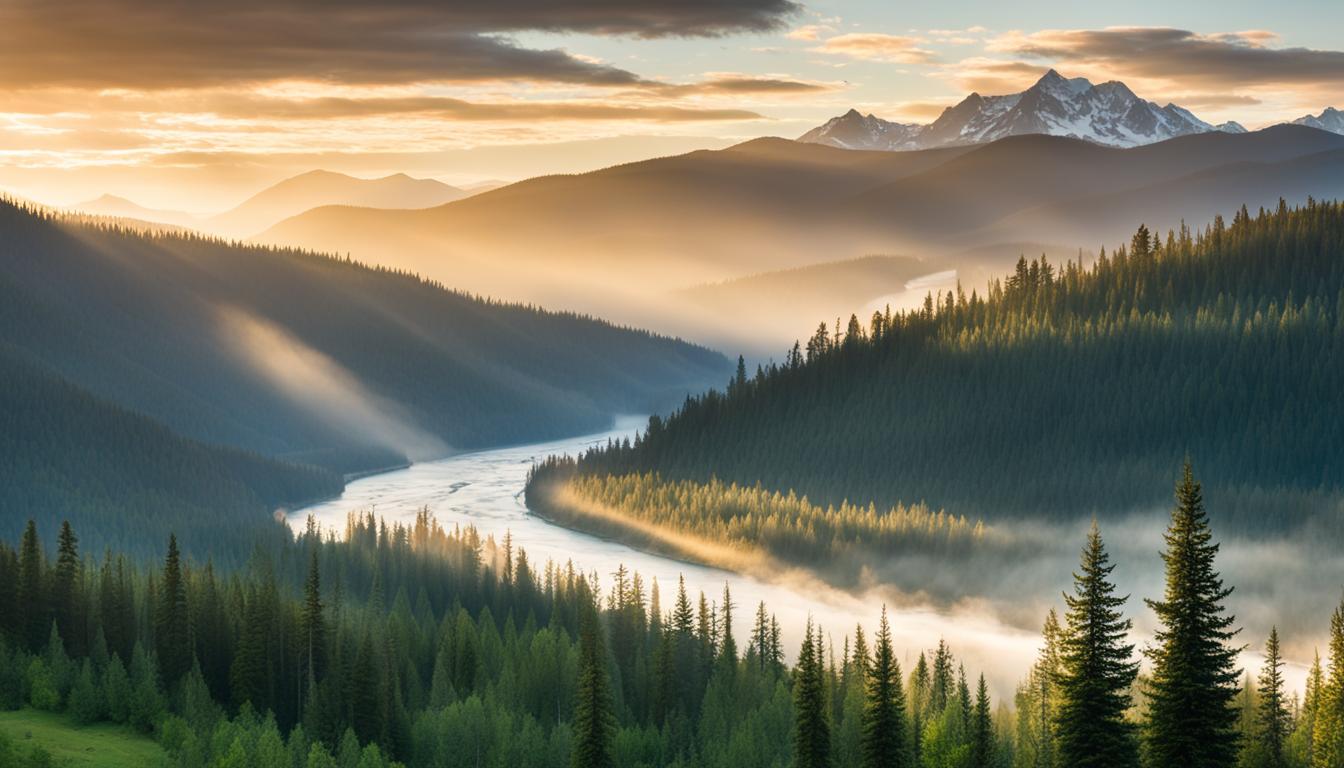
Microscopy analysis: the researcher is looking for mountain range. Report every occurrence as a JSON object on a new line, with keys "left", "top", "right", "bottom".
{"left": 799, "top": 69, "right": 1248, "bottom": 151}
{"left": 1294, "top": 107, "right": 1344, "bottom": 134}
{"left": 71, "top": 169, "right": 470, "bottom": 238}
{"left": 259, "top": 123, "right": 1344, "bottom": 351}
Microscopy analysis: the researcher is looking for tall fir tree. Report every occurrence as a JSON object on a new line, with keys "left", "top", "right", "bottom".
{"left": 156, "top": 534, "right": 192, "bottom": 686}
{"left": 1313, "top": 599, "right": 1344, "bottom": 768}
{"left": 302, "top": 549, "right": 326, "bottom": 684}
{"left": 794, "top": 619, "right": 832, "bottom": 768}
{"left": 1144, "top": 462, "right": 1242, "bottom": 767}
{"left": 860, "top": 607, "right": 909, "bottom": 768}
{"left": 1257, "top": 627, "right": 1290, "bottom": 767}
{"left": 572, "top": 601, "right": 615, "bottom": 768}
{"left": 1055, "top": 523, "right": 1138, "bottom": 768}
{"left": 51, "top": 521, "right": 82, "bottom": 656}
{"left": 970, "top": 674, "right": 993, "bottom": 768}
{"left": 17, "top": 519, "right": 46, "bottom": 651}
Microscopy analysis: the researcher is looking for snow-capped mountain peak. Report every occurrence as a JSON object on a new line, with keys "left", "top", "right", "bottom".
{"left": 1293, "top": 107, "right": 1344, "bottom": 135}
{"left": 796, "top": 108, "right": 924, "bottom": 151}
{"left": 799, "top": 70, "right": 1224, "bottom": 151}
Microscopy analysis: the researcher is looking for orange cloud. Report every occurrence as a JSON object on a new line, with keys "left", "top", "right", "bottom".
{"left": 811, "top": 34, "right": 938, "bottom": 64}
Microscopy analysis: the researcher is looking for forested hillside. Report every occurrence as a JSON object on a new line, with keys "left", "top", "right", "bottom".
{"left": 536, "top": 200, "right": 1344, "bottom": 531}
{"left": 0, "top": 345, "right": 339, "bottom": 560}
{"left": 3, "top": 465, "right": 1340, "bottom": 768}
{"left": 0, "top": 198, "right": 728, "bottom": 474}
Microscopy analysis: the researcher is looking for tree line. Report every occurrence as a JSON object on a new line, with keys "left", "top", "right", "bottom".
{"left": 2, "top": 463, "right": 1343, "bottom": 767}
{"left": 551, "top": 201, "right": 1344, "bottom": 534}
{"left": 524, "top": 467, "right": 984, "bottom": 589}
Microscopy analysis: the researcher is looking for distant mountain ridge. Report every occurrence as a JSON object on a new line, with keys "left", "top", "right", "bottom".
{"left": 1294, "top": 107, "right": 1344, "bottom": 135}
{"left": 258, "top": 124, "right": 1344, "bottom": 354}
{"left": 204, "top": 169, "right": 468, "bottom": 237}
{"left": 800, "top": 69, "right": 1246, "bottom": 150}
{"left": 69, "top": 194, "right": 200, "bottom": 228}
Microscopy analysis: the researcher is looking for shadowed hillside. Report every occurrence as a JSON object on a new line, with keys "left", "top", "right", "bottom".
{"left": 0, "top": 199, "right": 729, "bottom": 475}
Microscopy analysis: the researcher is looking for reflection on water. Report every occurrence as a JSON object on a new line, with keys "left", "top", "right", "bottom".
{"left": 291, "top": 417, "right": 1042, "bottom": 696}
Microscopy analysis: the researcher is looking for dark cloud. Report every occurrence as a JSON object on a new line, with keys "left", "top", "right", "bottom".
{"left": 203, "top": 95, "right": 764, "bottom": 122}
{"left": 0, "top": 0, "right": 799, "bottom": 89}
{"left": 995, "top": 28, "right": 1344, "bottom": 88}
{"left": 650, "top": 76, "right": 833, "bottom": 97}
{"left": 692, "top": 77, "right": 830, "bottom": 94}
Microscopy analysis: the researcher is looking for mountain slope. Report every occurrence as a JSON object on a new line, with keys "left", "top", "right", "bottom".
{"left": 206, "top": 170, "right": 468, "bottom": 237}
{"left": 68, "top": 194, "right": 199, "bottom": 228}
{"left": 533, "top": 202, "right": 1344, "bottom": 533}
{"left": 801, "top": 69, "right": 1234, "bottom": 151}
{"left": 257, "top": 126, "right": 1344, "bottom": 349}
{"left": 0, "top": 343, "right": 340, "bottom": 559}
{"left": 1293, "top": 107, "right": 1344, "bottom": 135}
{"left": 0, "top": 199, "right": 729, "bottom": 474}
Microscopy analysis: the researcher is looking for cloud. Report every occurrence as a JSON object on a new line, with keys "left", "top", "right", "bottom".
{"left": 935, "top": 58, "right": 1046, "bottom": 94}
{"left": 890, "top": 100, "right": 958, "bottom": 121}
{"left": 989, "top": 27, "right": 1344, "bottom": 89}
{"left": 202, "top": 95, "right": 766, "bottom": 122}
{"left": 0, "top": 0, "right": 800, "bottom": 90}
{"left": 654, "top": 75, "right": 835, "bottom": 97}
{"left": 787, "top": 25, "right": 832, "bottom": 41}
{"left": 1172, "top": 93, "right": 1263, "bottom": 109}
{"left": 811, "top": 34, "right": 938, "bottom": 64}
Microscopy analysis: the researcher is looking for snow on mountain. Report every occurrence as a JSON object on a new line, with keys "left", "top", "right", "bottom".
{"left": 796, "top": 108, "right": 925, "bottom": 150}
{"left": 1293, "top": 107, "right": 1344, "bottom": 135}
{"left": 800, "top": 70, "right": 1227, "bottom": 151}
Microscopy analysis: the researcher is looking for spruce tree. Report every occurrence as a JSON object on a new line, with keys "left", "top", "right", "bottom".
{"left": 860, "top": 607, "right": 908, "bottom": 768}
{"left": 794, "top": 619, "right": 832, "bottom": 768}
{"left": 156, "top": 534, "right": 191, "bottom": 686}
{"left": 16, "top": 519, "right": 46, "bottom": 651}
{"left": 572, "top": 602, "right": 615, "bottom": 768}
{"left": 51, "top": 521, "right": 82, "bottom": 656}
{"left": 970, "top": 674, "right": 993, "bottom": 768}
{"left": 1313, "top": 600, "right": 1344, "bottom": 768}
{"left": 1144, "top": 462, "right": 1241, "bottom": 767}
{"left": 1257, "top": 627, "right": 1289, "bottom": 767}
{"left": 1055, "top": 523, "right": 1138, "bottom": 768}
{"left": 302, "top": 549, "right": 326, "bottom": 684}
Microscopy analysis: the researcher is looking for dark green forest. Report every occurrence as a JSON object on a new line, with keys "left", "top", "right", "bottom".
{"left": 0, "top": 197, "right": 728, "bottom": 473}
{"left": 542, "top": 201, "right": 1344, "bottom": 532}
{"left": 0, "top": 345, "right": 340, "bottom": 562}
{"left": 2, "top": 464, "right": 1342, "bottom": 768}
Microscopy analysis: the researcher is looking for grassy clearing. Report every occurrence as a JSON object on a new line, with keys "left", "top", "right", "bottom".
{"left": 0, "top": 708, "right": 167, "bottom": 767}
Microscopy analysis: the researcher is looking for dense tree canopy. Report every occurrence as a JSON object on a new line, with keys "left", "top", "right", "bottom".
{"left": 546, "top": 201, "right": 1344, "bottom": 533}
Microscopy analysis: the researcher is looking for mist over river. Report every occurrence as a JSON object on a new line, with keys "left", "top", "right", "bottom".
{"left": 289, "top": 418, "right": 1044, "bottom": 696}
{"left": 289, "top": 417, "right": 1315, "bottom": 698}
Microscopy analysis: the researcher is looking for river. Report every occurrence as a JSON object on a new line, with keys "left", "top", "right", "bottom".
{"left": 289, "top": 417, "right": 1043, "bottom": 696}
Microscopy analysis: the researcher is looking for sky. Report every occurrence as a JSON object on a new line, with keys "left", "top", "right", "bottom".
{"left": 2, "top": 0, "right": 1343, "bottom": 211}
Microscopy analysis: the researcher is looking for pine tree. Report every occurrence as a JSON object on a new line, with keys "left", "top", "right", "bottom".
{"left": 1055, "top": 523, "right": 1138, "bottom": 768}
{"left": 1257, "top": 628, "right": 1290, "bottom": 767}
{"left": 931, "top": 639, "right": 953, "bottom": 713}
{"left": 51, "top": 521, "right": 82, "bottom": 656}
{"left": 718, "top": 584, "right": 736, "bottom": 669}
{"left": 794, "top": 620, "right": 832, "bottom": 768}
{"left": 1144, "top": 462, "right": 1241, "bottom": 767}
{"left": 16, "top": 519, "right": 46, "bottom": 651}
{"left": 1313, "top": 599, "right": 1344, "bottom": 768}
{"left": 302, "top": 549, "right": 326, "bottom": 685}
{"left": 860, "top": 607, "right": 908, "bottom": 768}
{"left": 970, "top": 674, "right": 993, "bottom": 768}
{"left": 156, "top": 534, "right": 192, "bottom": 686}
{"left": 571, "top": 602, "right": 615, "bottom": 768}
